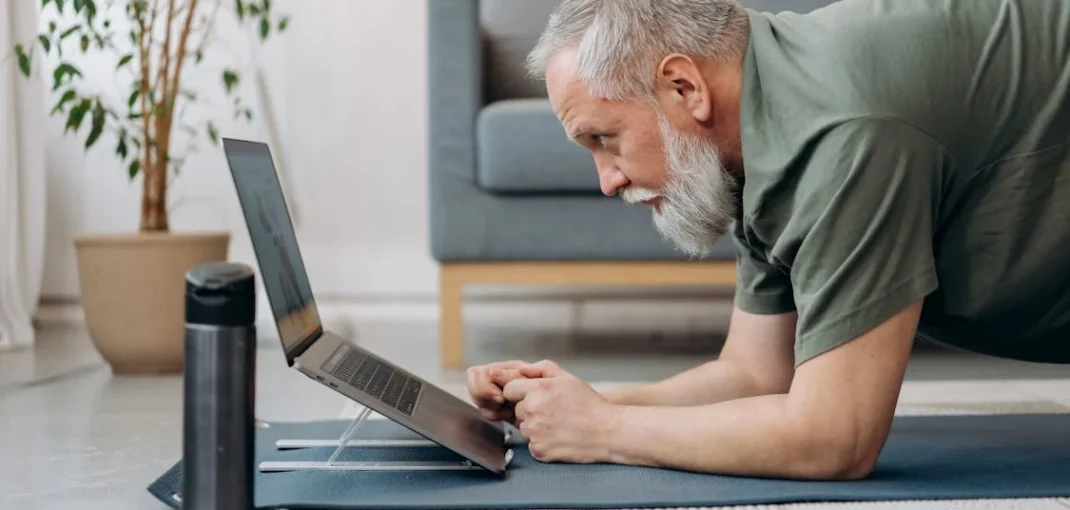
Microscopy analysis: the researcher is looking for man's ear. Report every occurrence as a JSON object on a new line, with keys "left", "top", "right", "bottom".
{"left": 655, "top": 53, "right": 712, "bottom": 123}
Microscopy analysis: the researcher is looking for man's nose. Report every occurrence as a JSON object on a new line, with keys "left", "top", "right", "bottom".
{"left": 597, "top": 164, "right": 629, "bottom": 197}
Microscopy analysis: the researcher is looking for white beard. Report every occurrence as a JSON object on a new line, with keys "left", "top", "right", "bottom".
{"left": 621, "top": 115, "right": 739, "bottom": 258}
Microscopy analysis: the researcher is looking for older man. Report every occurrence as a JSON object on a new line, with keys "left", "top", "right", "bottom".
{"left": 466, "top": 0, "right": 1070, "bottom": 480}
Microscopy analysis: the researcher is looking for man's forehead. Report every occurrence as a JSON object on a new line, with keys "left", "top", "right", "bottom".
{"left": 545, "top": 52, "right": 583, "bottom": 112}
{"left": 544, "top": 53, "right": 600, "bottom": 133}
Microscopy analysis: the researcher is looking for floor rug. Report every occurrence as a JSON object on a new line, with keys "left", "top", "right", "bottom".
{"left": 148, "top": 413, "right": 1070, "bottom": 509}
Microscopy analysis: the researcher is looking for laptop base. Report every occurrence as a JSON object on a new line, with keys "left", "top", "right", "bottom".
{"left": 258, "top": 407, "right": 511, "bottom": 473}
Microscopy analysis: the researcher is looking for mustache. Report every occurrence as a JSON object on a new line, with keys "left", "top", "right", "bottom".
{"left": 620, "top": 186, "right": 659, "bottom": 204}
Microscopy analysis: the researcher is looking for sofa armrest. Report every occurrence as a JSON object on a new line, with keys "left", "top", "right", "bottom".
{"left": 428, "top": 0, "right": 485, "bottom": 258}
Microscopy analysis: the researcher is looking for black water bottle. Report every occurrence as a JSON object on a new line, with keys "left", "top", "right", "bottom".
{"left": 182, "top": 261, "right": 257, "bottom": 510}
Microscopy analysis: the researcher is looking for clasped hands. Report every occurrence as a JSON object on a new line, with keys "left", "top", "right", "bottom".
{"left": 466, "top": 360, "right": 621, "bottom": 464}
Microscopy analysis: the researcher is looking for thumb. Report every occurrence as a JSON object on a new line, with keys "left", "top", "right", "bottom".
{"left": 520, "top": 359, "right": 567, "bottom": 378}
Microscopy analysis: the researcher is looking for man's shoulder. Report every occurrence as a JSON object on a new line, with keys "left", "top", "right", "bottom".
{"left": 743, "top": 0, "right": 1070, "bottom": 171}
{"left": 741, "top": 116, "right": 947, "bottom": 227}
{"left": 740, "top": 1, "right": 961, "bottom": 187}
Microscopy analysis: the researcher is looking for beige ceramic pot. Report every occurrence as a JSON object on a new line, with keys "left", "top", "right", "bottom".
{"left": 74, "top": 231, "right": 231, "bottom": 374}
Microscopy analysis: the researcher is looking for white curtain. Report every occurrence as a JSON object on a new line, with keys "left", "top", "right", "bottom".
{"left": 0, "top": 0, "right": 46, "bottom": 352}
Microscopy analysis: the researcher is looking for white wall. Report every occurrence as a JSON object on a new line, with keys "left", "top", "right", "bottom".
{"left": 39, "top": 0, "right": 437, "bottom": 304}
{"left": 34, "top": 0, "right": 734, "bottom": 340}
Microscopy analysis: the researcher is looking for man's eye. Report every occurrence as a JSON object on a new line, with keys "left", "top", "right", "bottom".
{"left": 593, "top": 135, "right": 607, "bottom": 146}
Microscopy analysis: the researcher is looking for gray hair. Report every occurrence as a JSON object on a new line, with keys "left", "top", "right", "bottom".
{"left": 527, "top": 0, "right": 750, "bottom": 102}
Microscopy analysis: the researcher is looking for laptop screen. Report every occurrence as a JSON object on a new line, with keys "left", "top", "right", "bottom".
{"left": 222, "top": 138, "right": 322, "bottom": 361}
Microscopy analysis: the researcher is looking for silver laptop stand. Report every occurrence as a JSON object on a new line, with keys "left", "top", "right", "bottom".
{"left": 258, "top": 407, "right": 489, "bottom": 472}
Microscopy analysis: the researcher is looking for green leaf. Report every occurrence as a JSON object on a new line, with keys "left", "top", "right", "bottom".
{"left": 116, "top": 129, "right": 129, "bottom": 158}
{"left": 38, "top": 35, "right": 51, "bottom": 54}
{"left": 83, "top": 0, "right": 97, "bottom": 22}
{"left": 259, "top": 17, "right": 269, "bottom": 40}
{"left": 222, "top": 69, "right": 239, "bottom": 94}
{"left": 207, "top": 122, "right": 219, "bottom": 144}
{"left": 80, "top": 35, "right": 89, "bottom": 53}
{"left": 103, "top": 19, "right": 110, "bottom": 29}
{"left": 15, "top": 44, "right": 31, "bottom": 77}
{"left": 128, "top": 159, "right": 140, "bottom": 180}
{"left": 195, "top": 50, "right": 204, "bottom": 63}
{"left": 73, "top": 0, "right": 84, "bottom": 12}
{"left": 116, "top": 54, "right": 133, "bottom": 70}
{"left": 84, "top": 101, "right": 106, "bottom": 149}
{"left": 49, "top": 21, "right": 57, "bottom": 33}
{"left": 55, "top": 0, "right": 65, "bottom": 12}
{"left": 52, "top": 62, "right": 82, "bottom": 91}
{"left": 248, "top": 4, "right": 260, "bottom": 16}
{"left": 128, "top": 88, "right": 139, "bottom": 109}
{"left": 52, "top": 89, "right": 77, "bottom": 114}
{"left": 235, "top": 0, "right": 245, "bottom": 20}
{"left": 278, "top": 16, "right": 289, "bottom": 32}
{"left": 65, "top": 98, "right": 92, "bottom": 133}
{"left": 59, "top": 25, "right": 80, "bottom": 40}
{"left": 43, "top": 0, "right": 53, "bottom": 9}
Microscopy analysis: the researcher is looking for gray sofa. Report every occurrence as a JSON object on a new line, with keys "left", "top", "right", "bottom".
{"left": 426, "top": 0, "right": 834, "bottom": 368}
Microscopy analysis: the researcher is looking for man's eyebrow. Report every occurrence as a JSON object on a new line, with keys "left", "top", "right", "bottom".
{"left": 566, "top": 126, "right": 590, "bottom": 144}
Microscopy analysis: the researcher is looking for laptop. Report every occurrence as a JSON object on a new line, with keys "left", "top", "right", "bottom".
{"left": 220, "top": 137, "right": 513, "bottom": 474}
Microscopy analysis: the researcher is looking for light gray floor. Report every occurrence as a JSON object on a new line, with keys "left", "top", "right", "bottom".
{"left": 2, "top": 321, "right": 1069, "bottom": 510}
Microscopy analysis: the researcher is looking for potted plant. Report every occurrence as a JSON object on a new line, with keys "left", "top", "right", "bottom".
{"left": 12, "top": 0, "right": 289, "bottom": 374}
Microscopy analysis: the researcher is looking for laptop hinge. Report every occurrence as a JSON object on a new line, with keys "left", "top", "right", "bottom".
{"left": 287, "top": 326, "right": 323, "bottom": 363}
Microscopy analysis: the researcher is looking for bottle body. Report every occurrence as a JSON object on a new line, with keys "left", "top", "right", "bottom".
{"left": 181, "top": 261, "right": 258, "bottom": 510}
{"left": 182, "top": 323, "right": 256, "bottom": 510}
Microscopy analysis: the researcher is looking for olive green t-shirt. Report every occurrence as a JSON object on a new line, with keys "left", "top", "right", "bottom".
{"left": 734, "top": 0, "right": 1070, "bottom": 365}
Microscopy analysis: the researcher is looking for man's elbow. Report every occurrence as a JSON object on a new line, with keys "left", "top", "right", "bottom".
{"left": 794, "top": 429, "right": 883, "bottom": 481}
{"left": 822, "top": 445, "right": 880, "bottom": 481}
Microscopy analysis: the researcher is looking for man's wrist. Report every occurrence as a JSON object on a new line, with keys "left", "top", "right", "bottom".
{"left": 596, "top": 403, "right": 642, "bottom": 466}
{"left": 600, "top": 383, "right": 655, "bottom": 406}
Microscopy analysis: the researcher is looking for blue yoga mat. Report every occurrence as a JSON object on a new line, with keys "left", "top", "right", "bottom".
{"left": 148, "top": 413, "right": 1070, "bottom": 509}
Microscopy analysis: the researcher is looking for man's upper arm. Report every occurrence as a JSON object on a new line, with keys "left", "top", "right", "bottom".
{"left": 787, "top": 118, "right": 947, "bottom": 365}
{"left": 781, "top": 118, "right": 949, "bottom": 476}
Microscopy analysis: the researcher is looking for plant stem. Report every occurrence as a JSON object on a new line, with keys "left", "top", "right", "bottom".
{"left": 139, "top": 0, "right": 166, "bottom": 232}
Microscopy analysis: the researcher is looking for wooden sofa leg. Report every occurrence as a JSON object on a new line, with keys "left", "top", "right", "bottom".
{"left": 440, "top": 266, "right": 464, "bottom": 369}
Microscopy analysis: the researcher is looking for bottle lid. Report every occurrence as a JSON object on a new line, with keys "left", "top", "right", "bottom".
{"left": 185, "top": 261, "right": 256, "bottom": 326}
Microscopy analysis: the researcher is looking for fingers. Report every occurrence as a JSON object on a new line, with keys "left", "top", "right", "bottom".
{"left": 502, "top": 377, "right": 538, "bottom": 402}
{"left": 469, "top": 359, "right": 566, "bottom": 415}
{"left": 467, "top": 360, "right": 534, "bottom": 410}
{"left": 481, "top": 406, "right": 516, "bottom": 425}
{"left": 513, "top": 398, "right": 531, "bottom": 423}
{"left": 467, "top": 365, "right": 505, "bottom": 409}
{"left": 489, "top": 367, "right": 525, "bottom": 387}
{"left": 519, "top": 359, "right": 567, "bottom": 379}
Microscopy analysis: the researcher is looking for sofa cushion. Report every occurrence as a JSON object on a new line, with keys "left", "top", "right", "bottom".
{"left": 476, "top": 98, "right": 601, "bottom": 193}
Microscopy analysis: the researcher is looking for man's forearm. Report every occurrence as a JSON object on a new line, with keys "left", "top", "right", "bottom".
{"left": 601, "top": 359, "right": 785, "bottom": 407}
{"left": 599, "top": 394, "right": 875, "bottom": 480}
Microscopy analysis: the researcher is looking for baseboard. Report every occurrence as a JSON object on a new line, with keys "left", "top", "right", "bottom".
{"left": 35, "top": 294, "right": 734, "bottom": 345}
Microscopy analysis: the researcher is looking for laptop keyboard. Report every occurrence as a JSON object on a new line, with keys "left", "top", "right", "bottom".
{"left": 323, "top": 346, "right": 422, "bottom": 416}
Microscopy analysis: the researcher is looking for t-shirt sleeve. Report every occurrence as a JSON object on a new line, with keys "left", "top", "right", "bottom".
{"left": 788, "top": 118, "right": 946, "bottom": 365}
{"left": 732, "top": 222, "right": 797, "bottom": 315}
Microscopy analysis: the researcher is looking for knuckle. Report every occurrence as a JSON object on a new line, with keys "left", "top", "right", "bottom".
{"left": 529, "top": 443, "right": 548, "bottom": 460}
